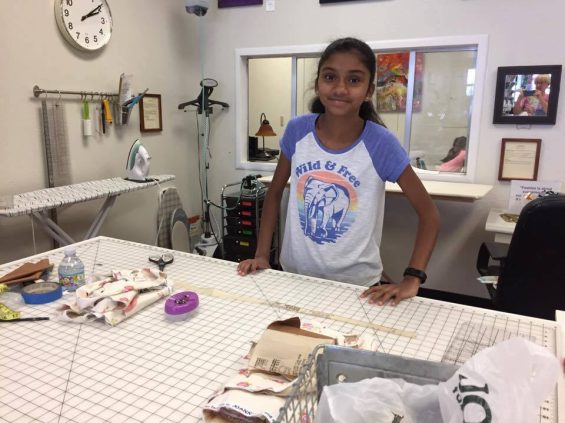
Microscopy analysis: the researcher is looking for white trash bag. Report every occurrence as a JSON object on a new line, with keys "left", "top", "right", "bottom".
{"left": 314, "top": 337, "right": 559, "bottom": 423}
{"left": 315, "top": 377, "right": 442, "bottom": 423}
{"left": 438, "top": 337, "right": 560, "bottom": 423}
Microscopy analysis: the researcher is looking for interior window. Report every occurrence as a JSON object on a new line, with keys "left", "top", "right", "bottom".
{"left": 236, "top": 35, "right": 487, "bottom": 182}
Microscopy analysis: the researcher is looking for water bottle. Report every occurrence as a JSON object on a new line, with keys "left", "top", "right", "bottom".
{"left": 58, "top": 247, "right": 85, "bottom": 292}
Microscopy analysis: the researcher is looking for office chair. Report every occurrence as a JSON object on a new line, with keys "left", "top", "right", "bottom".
{"left": 476, "top": 194, "right": 565, "bottom": 320}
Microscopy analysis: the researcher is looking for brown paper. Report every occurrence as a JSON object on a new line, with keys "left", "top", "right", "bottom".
{"left": 249, "top": 317, "right": 335, "bottom": 377}
{"left": 0, "top": 259, "right": 51, "bottom": 285}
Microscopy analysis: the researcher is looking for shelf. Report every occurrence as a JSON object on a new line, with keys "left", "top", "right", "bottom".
{"left": 258, "top": 176, "right": 493, "bottom": 202}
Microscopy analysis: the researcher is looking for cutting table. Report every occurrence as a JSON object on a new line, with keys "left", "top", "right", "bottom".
{"left": 0, "top": 236, "right": 562, "bottom": 422}
{"left": 0, "top": 176, "right": 174, "bottom": 246}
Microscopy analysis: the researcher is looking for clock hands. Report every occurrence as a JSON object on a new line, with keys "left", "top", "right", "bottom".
{"left": 81, "top": 4, "right": 102, "bottom": 21}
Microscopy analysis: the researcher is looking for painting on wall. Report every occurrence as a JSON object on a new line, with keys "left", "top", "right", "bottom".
{"left": 218, "top": 0, "right": 262, "bottom": 7}
{"left": 376, "top": 52, "right": 423, "bottom": 113}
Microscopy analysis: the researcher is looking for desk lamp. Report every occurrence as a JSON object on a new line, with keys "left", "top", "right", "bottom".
{"left": 254, "top": 113, "right": 277, "bottom": 160}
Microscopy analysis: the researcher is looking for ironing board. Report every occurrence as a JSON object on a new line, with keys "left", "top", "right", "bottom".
{"left": 0, "top": 175, "right": 174, "bottom": 245}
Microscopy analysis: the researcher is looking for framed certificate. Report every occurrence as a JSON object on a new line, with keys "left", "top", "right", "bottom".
{"left": 498, "top": 138, "right": 541, "bottom": 181}
{"left": 139, "top": 94, "right": 163, "bottom": 132}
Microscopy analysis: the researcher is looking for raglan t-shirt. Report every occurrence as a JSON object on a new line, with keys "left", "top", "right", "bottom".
{"left": 279, "top": 114, "right": 410, "bottom": 286}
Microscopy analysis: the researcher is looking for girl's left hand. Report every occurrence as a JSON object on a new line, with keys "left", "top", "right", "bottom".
{"left": 360, "top": 277, "right": 420, "bottom": 306}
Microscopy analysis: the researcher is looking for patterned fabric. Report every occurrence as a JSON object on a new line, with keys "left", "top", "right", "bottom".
{"left": 279, "top": 114, "right": 409, "bottom": 287}
{"left": 157, "top": 187, "right": 183, "bottom": 248}
{"left": 58, "top": 268, "right": 172, "bottom": 326}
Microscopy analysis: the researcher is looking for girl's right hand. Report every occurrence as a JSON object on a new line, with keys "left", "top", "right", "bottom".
{"left": 237, "top": 257, "right": 271, "bottom": 275}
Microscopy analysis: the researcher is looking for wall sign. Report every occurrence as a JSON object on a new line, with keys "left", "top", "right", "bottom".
{"left": 139, "top": 94, "right": 163, "bottom": 132}
{"left": 498, "top": 138, "right": 541, "bottom": 181}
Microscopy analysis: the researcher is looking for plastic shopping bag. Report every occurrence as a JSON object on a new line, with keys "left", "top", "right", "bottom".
{"left": 314, "top": 377, "right": 442, "bottom": 423}
{"left": 438, "top": 337, "right": 560, "bottom": 423}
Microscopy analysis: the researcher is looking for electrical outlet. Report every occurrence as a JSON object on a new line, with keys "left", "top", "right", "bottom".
{"left": 266, "top": 0, "right": 275, "bottom": 11}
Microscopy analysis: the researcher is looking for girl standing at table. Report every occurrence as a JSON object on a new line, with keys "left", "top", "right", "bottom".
{"left": 237, "top": 37, "right": 439, "bottom": 305}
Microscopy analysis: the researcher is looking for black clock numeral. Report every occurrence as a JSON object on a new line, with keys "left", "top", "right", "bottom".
{"left": 101, "top": 17, "right": 105, "bottom": 24}
{"left": 99, "top": 29, "right": 104, "bottom": 35}
{"left": 75, "top": 31, "right": 80, "bottom": 40}
{"left": 66, "top": 0, "right": 73, "bottom": 6}
{"left": 85, "top": 36, "right": 89, "bottom": 44}
{"left": 68, "top": 22, "right": 73, "bottom": 30}
{"left": 64, "top": 9, "right": 69, "bottom": 17}
{"left": 93, "top": 35, "right": 98, "bottom": 43}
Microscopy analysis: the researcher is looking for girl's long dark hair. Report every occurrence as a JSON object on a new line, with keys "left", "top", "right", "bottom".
{"left": 310, "top": 37, "right": 385, "bottom": 127}
{"left": 440, "top": 136, "right": 467, "bottom": 162}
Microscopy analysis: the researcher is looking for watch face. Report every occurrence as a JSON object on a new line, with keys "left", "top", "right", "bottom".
{"left": 55, "top": 0, "right": 113, "bottom": 51}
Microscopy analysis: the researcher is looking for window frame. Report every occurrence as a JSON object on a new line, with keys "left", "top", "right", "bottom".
{"left": 235, "top": 35, "right": 488, "bottom": 183}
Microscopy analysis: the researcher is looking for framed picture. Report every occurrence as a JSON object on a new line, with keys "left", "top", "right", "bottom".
{"left": 139, "top": 94, "right": 162, "bottom": 132}
{"left": 493, "top": 65, "right": 561, "bottom": 125}
{"left": 498, "top": 138, "right": 541, "bottom": 181}
{"left": 375, "top": 52, "right": 423, "bottom": 113}
{"left": 218, "top": 0, "right": 262, "bottom": 7}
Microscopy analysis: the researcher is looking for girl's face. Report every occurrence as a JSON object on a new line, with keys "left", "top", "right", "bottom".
{"left": 315, "top": 51, "right": 374, "bottom": 118}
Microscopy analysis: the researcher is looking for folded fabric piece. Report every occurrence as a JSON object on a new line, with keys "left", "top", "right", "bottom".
{"left": 58, "top": 268, "right": 172, "bottom": 326}
{"left": 203, "top": 389, "right": 285, "bottom": 423}
{"left": 223, "top": 369, "right": 295, "bottom": 397}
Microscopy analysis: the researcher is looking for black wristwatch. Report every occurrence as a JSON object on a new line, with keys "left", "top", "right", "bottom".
{"left": 403, "top": 267, "right": 427, "bottom": 284}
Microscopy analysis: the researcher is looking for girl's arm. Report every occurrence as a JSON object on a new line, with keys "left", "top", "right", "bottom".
{"left": 237, "top": 154, "right": 291, "bottom": 275}
{"left": 361, "top": 165, "right": 440, "bottom": 305}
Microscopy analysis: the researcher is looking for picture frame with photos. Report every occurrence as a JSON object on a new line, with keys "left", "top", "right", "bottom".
{"left": 493, "top": 65, "right": 561, "bottom": 125}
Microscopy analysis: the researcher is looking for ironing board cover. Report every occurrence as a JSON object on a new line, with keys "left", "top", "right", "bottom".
{"left": 157, "top": 187, "right": 183, "bottom": 248}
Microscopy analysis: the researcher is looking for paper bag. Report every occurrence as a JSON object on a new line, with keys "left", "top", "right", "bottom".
{"left": 249, "top": 317, "right": 335, "bottom": 377}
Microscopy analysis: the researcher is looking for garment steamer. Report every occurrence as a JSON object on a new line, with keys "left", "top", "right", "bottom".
{"left": 179, "top": 0, "right": 229, "bottom": 256}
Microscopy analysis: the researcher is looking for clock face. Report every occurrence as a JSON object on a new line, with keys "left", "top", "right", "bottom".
{"left": 55, "top": 0, "right": 113, "bottom": 51}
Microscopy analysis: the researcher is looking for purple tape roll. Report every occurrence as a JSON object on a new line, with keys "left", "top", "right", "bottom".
{"left": 165, "top": 291, "right": 199, "bottom": 317}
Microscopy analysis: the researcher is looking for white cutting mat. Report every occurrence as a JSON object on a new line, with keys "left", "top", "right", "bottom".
{"left": 0, "top": 237, "right": 560, "bottom": 422}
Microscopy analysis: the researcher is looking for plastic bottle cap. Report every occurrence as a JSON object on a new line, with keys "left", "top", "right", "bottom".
{"left": 64, "top": 247, "right": 76, "bottom": 256}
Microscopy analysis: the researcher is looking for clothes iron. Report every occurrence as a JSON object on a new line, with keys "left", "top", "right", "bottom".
{"left": 125, "top": 139, "right": 151, "bottom": 182}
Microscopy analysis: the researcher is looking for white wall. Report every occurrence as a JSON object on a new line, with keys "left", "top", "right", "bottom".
{"left": 2, "top": 0, "right": 564, "bottom": 298}
{"left": 0, "top": 1, "right": 208, "bottom": 262}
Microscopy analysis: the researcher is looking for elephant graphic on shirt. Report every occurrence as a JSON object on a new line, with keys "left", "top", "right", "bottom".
{"left": 303, "top": 177, "right": 350, "bottom": 238}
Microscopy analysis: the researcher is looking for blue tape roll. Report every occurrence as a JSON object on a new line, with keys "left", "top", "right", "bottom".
{"left": 22, "top": 282, "right": 62, "bottom": 304}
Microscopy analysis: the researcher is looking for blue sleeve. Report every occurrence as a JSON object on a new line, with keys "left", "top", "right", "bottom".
{"left": 365, "top": 124, "right": 410, "bottom": 182}
{"left": 279, "top": 116, "right": 302, "bottom": 161}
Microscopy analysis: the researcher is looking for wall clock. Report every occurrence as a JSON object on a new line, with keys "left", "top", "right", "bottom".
{"left": 55, "top": 0, "right": 113, "bottom": 52}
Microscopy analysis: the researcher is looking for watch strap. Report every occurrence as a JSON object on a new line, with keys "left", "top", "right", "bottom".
{"left": 403, "top": 267, "right": 427, "bottom": 284}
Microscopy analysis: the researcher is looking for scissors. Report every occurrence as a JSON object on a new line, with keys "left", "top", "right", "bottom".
{"left": 148, "top": 253, "right": 174, "bottom": 271}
